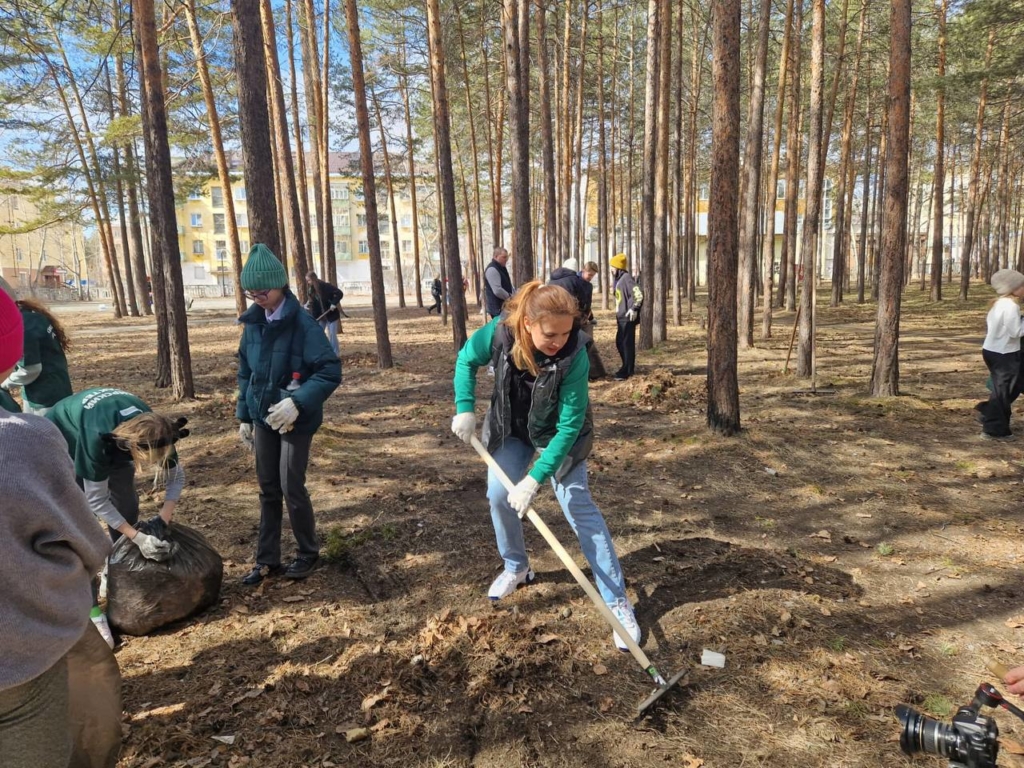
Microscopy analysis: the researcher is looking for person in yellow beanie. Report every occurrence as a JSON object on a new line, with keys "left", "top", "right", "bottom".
{"left": 610, "top": 253, "right": 642, "bottom": 380}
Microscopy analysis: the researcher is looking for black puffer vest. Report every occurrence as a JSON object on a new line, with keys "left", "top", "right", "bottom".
{"left": 481, "top": 323, "right": 594, "bottom": 482}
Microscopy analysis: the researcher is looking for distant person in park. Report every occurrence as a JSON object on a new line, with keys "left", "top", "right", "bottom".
{"left": 610, "top": 253, "right": 643, "bottom": 381}
{"left": 1, "top": 296, "right": 73, "bottom": 416}
{"left": 428, "top": 277, "right": 442, "bottom": 315}
{"left": 450, "top": 280, "right": 640, "bottom": 652}
{"left": 236, "top": 245, "right": 341, "bottom": 586}
{"left": 976, "top": 268, "right": 1024, "bottom": 440}
{"left": 47, "top": 387, "right": 189, "bottom": 646}
{"left": 548, "top": 257, "right": 606, "bottom": 381}
{"left": 484, "top": 246, "right": 515, "bottom": 320}
{"left": 304, "top": 270, "right": 345, "bottom": 358}
{"left": 0, "top": 288, "right": 112, "bottom": 768}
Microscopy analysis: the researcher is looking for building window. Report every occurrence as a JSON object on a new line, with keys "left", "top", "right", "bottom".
{"left": 358, "top": 240, "right": 369, "bottom": 254}
{"left": 380, "top": 214, "right": 390, "bottom": 229}
{"left": 215, "top": 240, "right": 227, "bottom": 261}
{"left": 188, "top": 189, "right": 202, "bottom": 201}
{"left": 190, "top": 213, "right": 203, "bottom": 228}
{"left": 401, "top": 240, "right": 412, "bottom": 253}
{"left": 312, "top": 241, "right": 320, "bottom": 255}
{"left": 699, "top": 184, "right": 709, "bottom": 201}
{"left": 211, "top": 186, "right": 224, "bottom": 208}
{"left": 235, "top": 213, "right": 248, "bottom": 228}
{"left": 15, "top": 247, "right": 23, "bottom": 262}
{"left": 333, "top": 212, "right": 349, "bottom": 228}
{"left": 380, "top": 239, "right": 390, "bottom": 253}
{"left": 401, "top": 214, "right": 412, "bottom": 228}
{"left": 234, "top": 186, "right": 247, "bottom": 201}
{"left": 194, "top": 265, "right": 206, "bottom": 280}
{"left": 357, "top": 214, "right": 367, "bottom": 227}
{"left": 776, "top": 180, "right": 786, "bottom": 200}
{"left": 213, "top": 213, "right": 226, "bottom": 234}
{"left": 240, "top": 240, "right": 249, "bottom": 252}
{"left": 331, "top": 184, "right": 349, "bottom": 200}
{"left": 192, "top": 240, "right": 205, "bottom": 255}
{"left": 338, "top": 240, "right": 350, "bottom": 254}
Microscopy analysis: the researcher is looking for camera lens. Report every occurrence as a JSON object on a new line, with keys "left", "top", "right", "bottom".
{"left": 896, "top": 705, "right": 961, "bottom": 759}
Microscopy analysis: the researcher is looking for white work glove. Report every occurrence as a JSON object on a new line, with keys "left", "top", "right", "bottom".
{"left": 266, "top": 398, "right": 299, "bottom": 433}
{"left": 626, "top": 308, "right": 639, "bottom": 323}
{"left": 132, "top": 531, "right": 174, "bottom": 561}
{"left": 508, "top": 476, "right": 540, "bottom": 514}
{"left": 451, "top": 412, "right": 477, "bottom": 444}
{"left": 329, "top": 304, "right": 337, "bottom": 311}
{"left": 239, "top": 422, "right": 254, "bottom": 451}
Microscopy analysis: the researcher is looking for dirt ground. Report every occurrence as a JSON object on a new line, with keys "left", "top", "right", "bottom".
{"left": 52, "top": 287, "right": 1024, "bottom": 767}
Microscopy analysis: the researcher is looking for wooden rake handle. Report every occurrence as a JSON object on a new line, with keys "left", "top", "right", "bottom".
{"left": 468, "top": 435, "right": 664, "bottom": 684}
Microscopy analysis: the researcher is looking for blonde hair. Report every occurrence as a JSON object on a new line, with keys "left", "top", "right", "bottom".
{"left": 112, "top": 413, "right": 177, "bottom": 469}
{"left": 502, "top": 281, "right": 579, "bottom": 376}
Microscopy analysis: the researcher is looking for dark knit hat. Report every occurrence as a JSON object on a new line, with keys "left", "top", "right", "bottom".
{"left": 0, "top": 286, "right": 24, "bottom": 372}
{"left": 241, "top": 244, "right": 288, "bottom": 291}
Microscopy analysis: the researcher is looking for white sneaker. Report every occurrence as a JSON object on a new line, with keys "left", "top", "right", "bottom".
{"left": 91, "top": 613, "right": 115, "bottom": 649}
{"left": 611, "top": 599, "right": 640, "bottom": 652}
{"left": 488, "top": 568, "right": 535, "bottom": 600}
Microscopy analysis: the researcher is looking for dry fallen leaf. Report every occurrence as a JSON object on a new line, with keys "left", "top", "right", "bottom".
{"left": 809, "top": 530, "right": 832, "bottom": 541}
{"left": 593, "top": 663, "right": 609, "bottom": 676}
{"left": 535, "top": 633, "right": 560, "bottom": 645}
{"left": 281, "top": 596, "right": 305, "bottom": 603}
{"left": 361, "top": 686, "right": 391, "bottom": 711}
{"left": 682, "top": 755, "right": 704, "bottom": 768}
{"left": 1001, "top": 738, "right": 1024, "bottom": 755}
{"left": 598, "top": 697, "right": 614, "bottom": 712}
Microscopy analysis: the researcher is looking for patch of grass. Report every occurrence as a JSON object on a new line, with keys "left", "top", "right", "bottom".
{"left": 844, "top": 700, "right": 870, "bottom": 719}
{"left": 323, "top": 525, "right": 388, "bottom": 564}
{"left": 923, "top": 694, "right": 953, "bottom": 717}
{"left": 955, "top": 460, "right": 975, "bottom": 472}
{"left": 828, "top": 636, "right": 846, "bottom": 652}
{"left": 939, "top": 642, "right": 959, "bottom": 656}
{"left": 876, "top": 542, "right": 895, "bottom": 557}
{"left": 754, "top": 516, "right": 776, "bottom": 529}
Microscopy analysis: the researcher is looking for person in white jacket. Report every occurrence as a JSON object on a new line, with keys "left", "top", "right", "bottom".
{"left": 977, "top": 268, "right": 1024, "bottom": 439}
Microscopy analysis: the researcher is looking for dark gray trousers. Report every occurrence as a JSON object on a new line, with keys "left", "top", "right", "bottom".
{"left": 0, "top": 656, "right": 70, "bottom": 768}
{"left": 106, "top": 463, "right": 140, "bottom": 542}
{"left": 254, "top": 425, "right": 318, "bottom": 565}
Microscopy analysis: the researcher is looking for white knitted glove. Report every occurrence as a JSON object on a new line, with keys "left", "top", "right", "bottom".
{"left": 508, "top": 476, "right": 540, "bottom": 514}
{"left": 451, "top": 412, "right": 476, "bottom": 444}
{"left": 133, "top": 531, "right": 174, "bottom": 561}
{"left": 266, "top": 398, "right": 299, "bottom": 433}
{"left": 239, "top": 423, "right": 254, "bottom": 451}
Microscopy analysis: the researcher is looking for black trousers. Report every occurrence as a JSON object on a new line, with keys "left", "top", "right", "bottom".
{"left": 427, "top": 297, "right": 441, "bottom": 313}
{"left": 980, "top": 349, "right": 1021, "bottom": 437}
{"left": 254, "top": 426, "right": 318, "bottom": 565}
{"left": 615, "top": 317, "right": 638, "bottom": 377}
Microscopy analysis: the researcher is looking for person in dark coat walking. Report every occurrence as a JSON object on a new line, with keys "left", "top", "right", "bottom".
{"left": 305, "top": 270, "right": 345, "bottom": 358}
{"left": 238, "top": 246, "right": 342, "bottom": 585}
{"left": 548, "top": 258, "right": 606, "bottom": 380}
{"left": 428, "top": 278, "right": 442, "bottom": 314}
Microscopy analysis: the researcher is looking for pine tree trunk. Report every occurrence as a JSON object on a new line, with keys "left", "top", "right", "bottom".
{"left": 299, "top": 0, "right": 326, "bottom": 274}
{"left": 400, "top": 38, "right": 423, "bottom": 306}
{"left": 504, "top": 0, "right": 533, "bottom": 282}
{"left": 930, "top": 0, "right": 948, "bottom": 300}
{"left": 651, "top": 0, "right": 671, "bottom": 345}
{"left": 536, "top": 0, "right": 558, "bottom": 273}
{"left": 708, "top": 0, "right": 741, "bottom": 435}
{"left": 320, "top": 1, "right": 336, "bottom": 281}
{"left": 343, "top": 0, "right": 393, "bottom": 367}
{"left": 136, "top": 0, "right": 194, "bottom": 399}
{"left": 779, "top": 0, "right": 803, "bottom": 310}
{"left": 286, "top": 0, "right": 314, "bottom": 274}
{"left": 959, "top": 33, "right": 993, "bottom": 298}
{"left": 869, "top": 0, "right": 911, "bottom": 397}
{"left": 231, "top": 0, "right": 281, "bottom": 255}
{"left": 426, "top": 0, "right": 468, "bottom": 349}
{"left": 371, "top": 87, "right": 407, "bottom": 308}
{"left": 638, "top": 0, "right": 660, "bottom": 352}
{"left": 737, "top": 0, "right": 771, "bottom": 348}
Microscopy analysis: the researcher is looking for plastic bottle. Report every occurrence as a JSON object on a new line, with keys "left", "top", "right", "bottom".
{"left": 286, "top": 372, "right": 301, "bottom": 392}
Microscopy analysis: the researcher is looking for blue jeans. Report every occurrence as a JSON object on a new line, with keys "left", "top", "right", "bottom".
{"left": 319, "top": 319, "right": 339, "bottom": 357}
{"left": 485, "top": 437, "right": 627, "bottom": 606}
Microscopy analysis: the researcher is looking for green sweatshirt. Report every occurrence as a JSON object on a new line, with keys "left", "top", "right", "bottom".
{"left": 19, "top": 308, "right": 72, "bottom": 409}
{"left": 454, "top": 317, "right": 590, "bottom": 484}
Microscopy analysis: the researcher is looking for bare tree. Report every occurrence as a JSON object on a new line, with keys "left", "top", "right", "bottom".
{"left": 707, "top": 0, "right": 741, "bottom": 435}
{"left": 638, "top": 0, "right": 659, "bottom": 351}
{"left": 426, "top": 0, "right": 468, "bottom": 349}
{"left": 343, "top": 0, "right": 393, "bottom": 368}
{"left": 136, "top": 0, "right": 194, "bottom": 399}
{"left": 869, "top": 0, "right": 912, "bottom": 397}
{"left": 930, "top": 0, "right": 948, "bottom": 301}
{"left": 504, "top": 0, "right": 533, "bottom": 282}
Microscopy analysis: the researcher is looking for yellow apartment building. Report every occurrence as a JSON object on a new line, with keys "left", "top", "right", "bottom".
{"left": 176, "top": 151, "right": 440, "bottom": 295}
{"left": 0, "top": 191, "right": 90, "bottom": 296}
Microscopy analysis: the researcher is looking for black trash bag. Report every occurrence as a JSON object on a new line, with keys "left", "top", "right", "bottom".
{"left": 107, "top": 522, "right": 223, "bottom": 636}
{"left": 67, "top": 623, "right": 122, "bottom": 768}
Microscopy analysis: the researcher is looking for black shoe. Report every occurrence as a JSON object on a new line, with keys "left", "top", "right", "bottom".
{"left": 982, "top": 432, "right": 1015, "bottom": 441}
{"left": 285, "top": 555, "right": 319, "bottom": 579}
{"left": 242, "top": 564, "right": 285, "bottom": 586}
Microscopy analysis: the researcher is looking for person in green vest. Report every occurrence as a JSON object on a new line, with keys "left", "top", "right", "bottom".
{"left": 236, "top": 244, "right": 341, "bottom": 586}
{"left": 1, "top": 297, "right": 73, "bottom": 416}
{"left": 47, "top": 387, "right": 189, "bottom": 646}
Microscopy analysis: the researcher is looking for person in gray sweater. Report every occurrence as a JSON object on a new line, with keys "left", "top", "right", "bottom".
{"left": 0, "top": 287, "right": 111, "bottom": 768}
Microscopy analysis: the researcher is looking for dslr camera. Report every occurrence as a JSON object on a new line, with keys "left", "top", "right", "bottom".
{"left": 896, "top": 683, "right": 1024, "bottom": 768}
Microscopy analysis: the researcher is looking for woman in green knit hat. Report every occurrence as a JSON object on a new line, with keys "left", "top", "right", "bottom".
{"left": 236, "top": 244, "right": 342, "bottom": 584}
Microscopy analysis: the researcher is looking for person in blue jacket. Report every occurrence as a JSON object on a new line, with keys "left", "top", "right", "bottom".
{"left": 236, "top": 244, "right": 342, "bottom": 585}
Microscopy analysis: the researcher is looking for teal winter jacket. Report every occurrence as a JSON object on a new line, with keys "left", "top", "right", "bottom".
{"left": 236, "top": 291, "right": 341, "bottom": 434}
